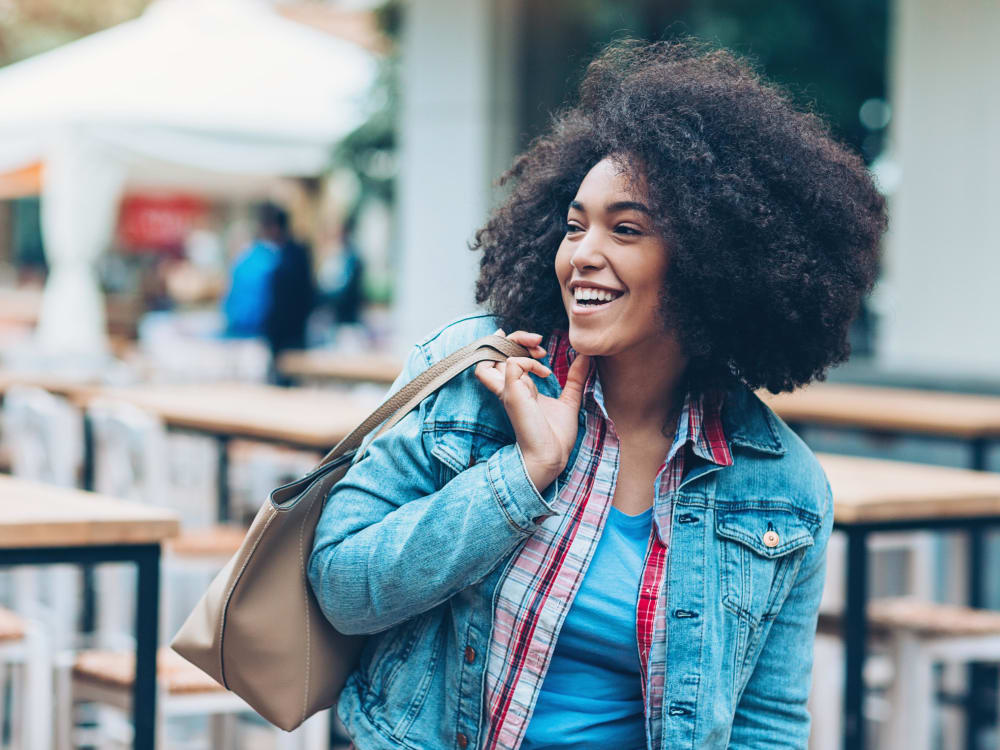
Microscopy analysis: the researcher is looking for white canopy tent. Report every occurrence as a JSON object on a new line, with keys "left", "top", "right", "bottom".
{"left": 0, "top": 0, "right": 376, "bottom": 359}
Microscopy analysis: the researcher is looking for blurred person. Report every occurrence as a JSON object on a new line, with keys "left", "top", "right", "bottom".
{"left": 265, "top": 229, "right": 316, "bottom": 356}
{"left": 222, "top": 202, "right": 285, "bottom": 338}
{"left": 222, "top": 202, "right": 315, "bottom": 368}
{"left": 309, "top": 40, "right": 886, "bottom": 750}
{"left": 317, "top": 209, "right": 366, "bottom": 327}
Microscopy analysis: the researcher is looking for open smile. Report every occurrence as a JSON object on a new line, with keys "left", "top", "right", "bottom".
{"left": 569, "top": 287, "right": 626, "bottom": 316}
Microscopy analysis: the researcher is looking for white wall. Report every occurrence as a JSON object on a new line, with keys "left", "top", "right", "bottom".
{"left": 880, "top": 0, "right": 1000, "bottom": 376}
{"left": 393, "top": 0, "right": 522, "bottom": 352}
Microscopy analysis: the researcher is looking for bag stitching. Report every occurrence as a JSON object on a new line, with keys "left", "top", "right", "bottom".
{"left": 298, "top": 491, "right": 316, "bottom": 726}
{"left": 218, "top": 509, "right": 277, "bottom": 690}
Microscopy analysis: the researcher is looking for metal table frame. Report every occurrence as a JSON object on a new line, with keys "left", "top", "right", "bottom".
{"left": 0, "top": 542, "right": 161, "bottom": 750}
{"left": 786, "top": 422, "right": 997, "bottom": 750}
{"left": 80, "top": 412, "right": 344, "bottom": 746}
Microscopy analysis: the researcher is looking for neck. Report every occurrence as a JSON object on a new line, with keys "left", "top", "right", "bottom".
{"left": 595, "top": 338, "right": 688, "bottom": 436}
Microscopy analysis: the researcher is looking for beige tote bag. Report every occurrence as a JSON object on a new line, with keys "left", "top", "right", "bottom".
{"left": 171, "top": 335, "right": 529, "bottom": 731}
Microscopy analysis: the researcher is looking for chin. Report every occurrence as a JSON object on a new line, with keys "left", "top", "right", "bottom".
{"left": 567, "top": 327, "right": 614, "bottom": 357}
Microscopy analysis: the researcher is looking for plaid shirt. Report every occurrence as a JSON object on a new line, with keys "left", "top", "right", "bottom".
{"left": 483, "top": 332, "right": 733, "bottom": 750}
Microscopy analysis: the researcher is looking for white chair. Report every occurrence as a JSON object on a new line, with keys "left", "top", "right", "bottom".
{"left": 0, "top": 606, "right": 53, "bottom": 750}
{"left": 227, "top": 440, "right": 318, "bottom": 525}
{"left": 875, "top": 597, "right": 1000, "bottom": 750}
{"left": 75, "top": 397, "right": 326, "bottom": 749}
{"left": 138, "top": 311, "right": 272, "bottom": 384}
{"left": 809, "top": 531, "right": 937, "bottom": 750}
{"left": 0, "top": 385, "right": 83, "bottom": 650}
{"left": 60, "top": 648, "right": 328, "bottom": 750}
{"left": 809, "top": 532, "right": 996, "bottom": 750}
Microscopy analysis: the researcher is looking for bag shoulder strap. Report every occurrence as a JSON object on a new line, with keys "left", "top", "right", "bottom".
{"left": 317, "top": 334, "right": 529, "bottom": 468}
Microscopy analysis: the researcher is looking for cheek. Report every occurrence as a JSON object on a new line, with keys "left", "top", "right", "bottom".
{"left": 554, "top": 242, "right": 572, "bottom": 285}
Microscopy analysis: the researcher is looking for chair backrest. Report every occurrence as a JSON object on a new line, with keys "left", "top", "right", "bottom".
{"left": 0, "top": 386, "right": 83, "bottom": 648}
{"left": 1, "top": 385, "right": 82, "bottom": 487}
{"left": 88, "top": 398, "right": 170, "bottom": 508}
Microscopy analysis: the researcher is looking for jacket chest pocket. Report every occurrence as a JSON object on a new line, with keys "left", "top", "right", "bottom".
{"left": 715, "top": 505, "right": 816, "bottom": 628}
{"left": 428, "top": 424, "right": 511, "bottom": 488}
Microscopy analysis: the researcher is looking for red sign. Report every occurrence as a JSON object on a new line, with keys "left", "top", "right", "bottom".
{"left": 117, "top": 194, "right": 208, "bottom": 254}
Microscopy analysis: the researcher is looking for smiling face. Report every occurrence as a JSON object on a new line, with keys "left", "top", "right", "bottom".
{"left": 554, "top": 156, "right": 678, "bottom": 362}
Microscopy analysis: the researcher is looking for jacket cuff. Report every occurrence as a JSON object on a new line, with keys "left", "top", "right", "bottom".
{"left": 486, "top": 443, "right": 559, "bottom": 532}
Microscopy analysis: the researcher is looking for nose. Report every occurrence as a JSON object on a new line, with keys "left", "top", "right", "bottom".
{"left": 569, "top": 230, "right": 607, "bottom": 271}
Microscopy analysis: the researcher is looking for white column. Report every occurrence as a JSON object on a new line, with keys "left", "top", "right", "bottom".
{"left": 879, "top": 0, "right": 1000, "bottom": 375}
{"left": 36, "top": 131, "right": 125, "bottom": 361}
{"left": 393, "top": 0, "right": 521, "bottom": 351}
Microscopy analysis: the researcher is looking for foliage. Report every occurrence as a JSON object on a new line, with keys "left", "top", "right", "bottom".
{"left": 330, "top": 0, "right": 401, "bottom": 207}
{"left": 520, "top": 0, "right": 888, "bottom": 162}
{"left": 0, "top": 0, "right": 150, "bottom": 66}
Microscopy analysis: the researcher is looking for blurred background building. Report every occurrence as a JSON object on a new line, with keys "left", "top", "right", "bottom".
{"left": 0, "top": 0, "right": 976, "bottom": 376}
{"left": 1, "top": 0, "right": 993, "bottom": 382}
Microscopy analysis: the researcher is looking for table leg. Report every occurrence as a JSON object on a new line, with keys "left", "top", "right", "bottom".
{"left": 967, "top": 438, "right": 993, "bottom": 749}
{"left": 133, "top": 544, "right": 160, "bottom": 750}
{"left": 81, "top": 413, "right": 97, "bottom": 634}
{"left": 217, "top": 435, "right": 231, "bottom": 523}
{"left": 844, "top": 526, "right": 869, "bottom": 750}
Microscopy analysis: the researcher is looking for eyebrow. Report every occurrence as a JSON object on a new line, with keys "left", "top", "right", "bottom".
{"left": 569, "top": 199, "right": 652, "bottom": 215}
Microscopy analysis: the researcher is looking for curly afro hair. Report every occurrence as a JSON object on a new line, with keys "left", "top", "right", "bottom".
{"left": 473, "top": 39, "right": 887, "bottom": 393}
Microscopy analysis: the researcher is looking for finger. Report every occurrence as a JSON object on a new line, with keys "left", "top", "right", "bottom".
{"left": 558, "top": 353, "right": 590, "bottom": 407}
{"left": 519, "top": 371, "right": 539, "bottom": 399}
{"left": 501, "top": 358, "right": 547, "bottom": 405}
{"left": 474, "top": 361, "right": 504, "bottom": 395}
{"left": 502, "top": 355, "right": 524, "bottom": 398}
{"left": 506, "top": 356, "right": 551, "bottom": 380}
{"left": 505, "top": 330, "right": 547, "bottom": 359}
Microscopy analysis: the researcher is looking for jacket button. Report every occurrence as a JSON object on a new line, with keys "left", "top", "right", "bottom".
{"left": 457, "top": 732, "right": 469, "bottom": 749}
{"left": 465, "top": 646, "right": 476, "bottom": 663}
{"left": 763, "top": 530, "right": 780, "bottom": 548}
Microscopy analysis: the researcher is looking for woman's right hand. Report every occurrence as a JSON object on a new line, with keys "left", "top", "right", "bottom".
{"left": 474, "top": 329, "right": 591, "bottom": 491}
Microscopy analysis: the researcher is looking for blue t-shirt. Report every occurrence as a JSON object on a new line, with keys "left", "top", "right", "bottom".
{"left": 522, "top": 506, "right": 651, "bottom": 750}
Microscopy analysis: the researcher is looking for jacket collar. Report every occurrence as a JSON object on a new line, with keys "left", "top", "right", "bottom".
{"left": 721, "top": 385, "right": 786, "bottom": 456}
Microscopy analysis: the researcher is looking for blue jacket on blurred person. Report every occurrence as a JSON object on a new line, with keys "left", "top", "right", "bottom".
{"left": 222, "top": 237, "right": 279, "bottom": 338}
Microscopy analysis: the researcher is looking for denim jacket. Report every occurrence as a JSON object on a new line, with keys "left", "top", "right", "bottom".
{"left": 308, "top": 312, "right": 833, "bottom": 750}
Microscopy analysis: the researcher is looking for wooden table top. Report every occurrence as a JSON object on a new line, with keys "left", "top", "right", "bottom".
{"left": 0, "top": 475, "right": 179, "bottom": 548}
{"left": 276, "top": 350, "right": 403, "bottom": 385}
{"left": 80, "top": 382, "right": 381, "bottom": 449}
{"left": 763, "top": 383, "right": 1000, "bottom": 440}
{"left": 821, "top": 453, "right": 1000, "bottom": 525}
{"left": 0, "top": 287, "right": 41, "bottom": 326}
{"left": 0, "top": 371, "right": 103, "bottom": 401}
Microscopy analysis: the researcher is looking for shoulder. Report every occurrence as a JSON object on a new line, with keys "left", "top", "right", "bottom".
{"left": 720, "top": 387, "right": 832, "bottom": 528}
{"left": 388, "top": 312, "right": 512, "bottom": 439}
{"left": 408, "top": 312, "right": 501, "bottom": 369}
{"left": 770, "top": 409, "right": 832, "bottom": 522}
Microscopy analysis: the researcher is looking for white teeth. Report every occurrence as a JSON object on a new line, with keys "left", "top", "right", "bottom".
{"left": 573, "top": 287, "right": 622, "bottom": 303}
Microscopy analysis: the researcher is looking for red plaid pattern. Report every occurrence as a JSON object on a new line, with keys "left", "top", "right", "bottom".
{"left": 483, "top": 332, "right": 732, "bottom": 749}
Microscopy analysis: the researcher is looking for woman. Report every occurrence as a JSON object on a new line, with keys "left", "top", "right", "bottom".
{"left": 309, "top": 40, "right": 886, "bottom": 749}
